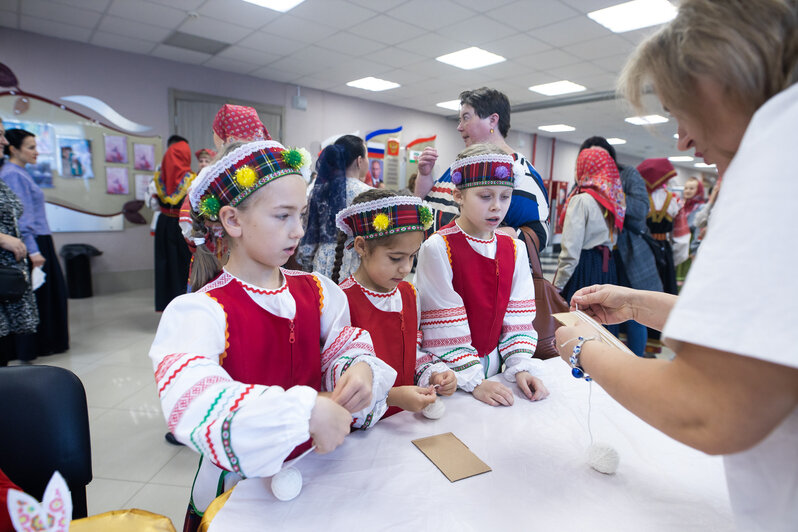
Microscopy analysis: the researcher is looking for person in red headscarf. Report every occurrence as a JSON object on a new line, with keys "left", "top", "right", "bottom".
{"left": 675, "top": 176, "right": 707, "bottom": 284}
{"left": 637, "top": 158, "right": 690, "bottom": 295}
{"left": 153, "top": 135, "right": 195, "bottom": 312}
{"left": 553, "top": 148, "right": 626, "bottom": 332}
{"left": 211, "top": 104, "right": 269, "bottom": 148}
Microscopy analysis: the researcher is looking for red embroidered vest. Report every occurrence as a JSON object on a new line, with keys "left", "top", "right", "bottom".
{"left": 206, "top": 271, "right": 322, "bottom": 460}
{"left": 440, "top": 222, "right": 515, "bottom": 358}
{"left": 343, "top": 280, "right": 417, "bottom": 418}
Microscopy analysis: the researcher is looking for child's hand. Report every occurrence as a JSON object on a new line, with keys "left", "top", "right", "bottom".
{"left": 472, "top": 380, "right": 514, "bottom": 406}
{"left": 331, "top": 362, "right": 373, "bottom": 413}
{"left": 387, "top": 385, "right": 437, "bottom": 412}
{"left": 515, "top": 371, "right": 549, "bottom": 401}
{"left": 429, "top": 371, "right": 457, "bottom": 396}
{"left": 309, "top": 395, "right": 352, "bottom": 454}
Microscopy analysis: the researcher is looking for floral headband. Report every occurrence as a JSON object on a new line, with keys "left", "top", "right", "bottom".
{"left": 188, "top": 140, "right": 311, "bottom": 220}
{"left": 449, "top": 153, "right": 515, "bottom": 189}
{"left": 335, "top": 196, "right": 433, "bottom": 240}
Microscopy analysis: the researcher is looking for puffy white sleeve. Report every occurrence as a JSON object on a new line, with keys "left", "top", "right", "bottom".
{"left": 414, "top": 235, "right": 484, "bottom": 392}
{"left": 553, "top": 195, "right": 589, "bottom": 290}
{"left": 409, "top": 283, "right": 452, "bottom": 387}
{"left": 149, "top": 293, "right": 317, "bottom": 480}
{"left": 498, "top": 237, "right": 544, "bottom": 381}
{"left": 316, "top": 274, "right": 397, "bottom": 429}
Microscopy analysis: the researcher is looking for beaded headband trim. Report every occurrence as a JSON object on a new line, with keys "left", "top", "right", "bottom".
{"left": 335, "top": 196, "right": 433, "bottom": 240}
{"left": 449, "top": 153, "right": 515, "bottom": 189}
{"left": 188, "top": 140, "right": 310, "bottom": 220}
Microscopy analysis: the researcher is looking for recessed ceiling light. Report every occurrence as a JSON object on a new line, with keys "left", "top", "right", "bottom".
{"left": 241, "top": 0, "right": 306, "bottom": 12}
{"left": 538, "top": 124, "right": 576, "bottom": 133}
{"left": 673, "top": 133, "right": 679, "bottom": 139}
{"left": 346, "top": 77, "right": 400, "bottom": 92}
{"left": 668, "top": 156, "right": 693, "bottom": 162}
{"left": 436, "top": 100, "right": 461, "bottom": 111}
{"left": 587, "top": 0, "right": 677, "bottom": 33}
{"left": 529, "top": 80, "right": 586, "bottom": 96}
{"left": 625, "top": 114, "right": 669, "bottom": 125}
{"left": 607, "top": 138, "right": 627, "bottom": 145}
{"left": 694, "top": 162, "right": 717, "bottom": 168}
{"left": 435, "top": 47, "right": 506, "bottom": 70}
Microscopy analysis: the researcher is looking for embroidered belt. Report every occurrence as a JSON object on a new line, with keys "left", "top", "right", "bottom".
{"left": 651, "top": 233, "right": 669, "bottom": 241}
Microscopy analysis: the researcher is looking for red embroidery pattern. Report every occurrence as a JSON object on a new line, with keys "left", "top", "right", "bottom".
{"left": 420, "top": 306, "right": 466, "bottom": 320}
{"left": 502, "top": 323, "right": 536, "bottom": 334}
{"left": 155, "top": 352, "right": 189, "bottom": 383}
{"left": 463, "top": 232, "right": 495, "bottom": 245}
{"left": 423, "top": 334, "right": 473, "bottom": 349}
{"left": 167, "top": 375, "right": 230, "bottom": 432}
{"left": 339, "top": 277, "right": 356, "bottom": 290}
{"left": 159, "top": 354, "right": 204, "bottom": 396}
{"left": 321, "top": 326, "right": 357, "bottom": 368}
{"left": 198, "top": 271, "right": 233, "bottom": 293}
{"left": 235, "top": 279, "right": 288, "bottom": 295}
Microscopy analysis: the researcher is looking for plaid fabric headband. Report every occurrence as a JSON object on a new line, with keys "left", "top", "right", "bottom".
{"left": 450, "top": 153, "right": 515, "bottom": 189}
{"left": 188, "top": 140, "right": 310, "bottom": 220}
{"left": 335, "top": 196, "right": 433, "bottom": 240}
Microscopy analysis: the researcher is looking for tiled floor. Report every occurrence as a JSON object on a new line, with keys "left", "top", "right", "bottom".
{"left": 12, "top": 288, "right": 193, "bottom": 529}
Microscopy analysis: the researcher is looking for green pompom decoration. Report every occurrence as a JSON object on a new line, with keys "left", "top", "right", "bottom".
{"left": 419, "top": 205, "right": 433, "bottom": 230}
{"left": 199, "top": 194, "right": 221, "bottom": 220}
{"left": 282, "top": 149, "right": 304, "bottom": 169}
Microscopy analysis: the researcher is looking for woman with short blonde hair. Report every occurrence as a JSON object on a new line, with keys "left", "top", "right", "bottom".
{"left": 555, "top": 2, "right": 798, "bottom": 530}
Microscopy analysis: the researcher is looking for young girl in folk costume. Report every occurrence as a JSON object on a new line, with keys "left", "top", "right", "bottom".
{"left": 335, "top": 190, "right": 457, "bottom": 416}
{"left": 415, "top": 144, "right": 549, "bottom": 407}
{"left": 636, "top": 158, "right": 690, "bottom": 295}
{"left": 553, "top": 148, "right": 627, "bottom": 308}
{"left": 149, "top": 140, "right": 396, "bottom": 530}
{"left": 153, "top": 136, "right": 195, "bottom": 311}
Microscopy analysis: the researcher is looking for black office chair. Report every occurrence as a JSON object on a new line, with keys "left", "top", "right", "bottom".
{"left": 0, "top": 365, "right": 92, "bottom": 518}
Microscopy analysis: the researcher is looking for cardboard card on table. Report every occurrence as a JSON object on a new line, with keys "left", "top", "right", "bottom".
{"left": 412, "top": 432, "right": 491, "bottom": 482}
{"left": 552, "top": 310, "right": 636, "bottom": 356}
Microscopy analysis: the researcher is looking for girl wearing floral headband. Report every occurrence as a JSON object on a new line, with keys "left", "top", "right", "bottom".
{"left": 148, "top": 140, "right": 397, "bottom": 531}
{"left": 415, "top": 143, "right": 549, "bottom": 407}
{"left": 335, "top": 189, "right": 457, "bottom": 416}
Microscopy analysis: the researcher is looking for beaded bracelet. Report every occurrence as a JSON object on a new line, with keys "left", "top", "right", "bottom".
{"left": 561, "top": 336, "right": 598, "bottom": 381}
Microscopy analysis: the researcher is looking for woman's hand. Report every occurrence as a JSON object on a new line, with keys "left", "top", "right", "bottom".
{"left": 387, "top": 385, "right": 437, "bottom": 412}
{"left": 570, "top": 284, "right": 637, "bottom": 325}
{"left": 308, "top": 395, "right": 352, "bottom": 454}
{"left": 30, "top": 252, "right": 45, "bottom": 269}
{"left": 515, "top": 371, "right": 549, "bottom": 401}
{"left": 0, "top": 234, "right": 27, "bottom": 261}
{"left": 472, "top": 380, "right": 514, "bottom": 407}
{"left": 429, "top": 370, "right": 457, "bottom": 396}
{"left": 555, "top": 321, "right": 601, "bottom": 364}
{"left": 330, "top": 362, "right": 373, "bottom": 413}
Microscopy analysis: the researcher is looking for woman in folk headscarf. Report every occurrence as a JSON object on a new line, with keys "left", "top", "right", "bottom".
{"left": 675, "top": 176, "right": 707, "bottom": 283}
{"left": 153, "top": 136, "right": 195, "bottom": 311}
{"left": 553, "top": 148, "right": 626, "bottom": 325}
{"left": 211, "top": 104, "right": 269, "bottom": 148}
{"left": 637, "top": 158, "right": 690, "bottom": 295}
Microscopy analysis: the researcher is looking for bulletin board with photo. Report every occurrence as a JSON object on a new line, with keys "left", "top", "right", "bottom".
{"left": 0, "top": 92, "right": 162, "bottom": 231}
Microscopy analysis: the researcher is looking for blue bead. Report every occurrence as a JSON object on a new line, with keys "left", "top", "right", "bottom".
{"left": 572, "top": 367, "right": 584, "bottom": 379}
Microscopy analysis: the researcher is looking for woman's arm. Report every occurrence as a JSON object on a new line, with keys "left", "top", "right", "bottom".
{"left": 570, "top": 285, "right": 678, "bottom": 331}
{"left": 557, "top": 328, "right": 798, "bottom": 455}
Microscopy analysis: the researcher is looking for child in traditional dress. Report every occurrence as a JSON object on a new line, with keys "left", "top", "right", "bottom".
{"left": 415, "top": 144, "right": 549, "bottom": 407}
{"left": 334, "top": 189, "right": 457, "bottom": 417}
{"left": 149, "top": 140, "right": 397, "bottom": 530}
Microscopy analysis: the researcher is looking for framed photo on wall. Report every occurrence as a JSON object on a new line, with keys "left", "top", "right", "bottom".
{"left": 106, "top": 167, "right": 129, "bottom": 195}
{"left": 133, "top": 143, "right": 156, "bottom": 171}
{"left": 104, "top": 135, "right": 128, "bottom": 163}
{"left": 57, "top": 137, "right": 94, "bottom": 179}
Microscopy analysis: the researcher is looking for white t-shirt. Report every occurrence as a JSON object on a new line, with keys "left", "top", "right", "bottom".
{"left": 663, "top": 82, "right": 798, "bottom": 532}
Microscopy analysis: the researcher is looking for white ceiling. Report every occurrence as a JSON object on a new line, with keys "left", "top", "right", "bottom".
{"left": 0, "top": 0, "right": 698, "bottom": 167}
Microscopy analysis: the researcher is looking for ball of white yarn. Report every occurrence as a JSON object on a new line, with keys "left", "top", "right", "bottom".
{"left": 271, "top": 466, "right": 303, "bottom": 501}
{"left": 587, "top": 442, "right": 619, "bottom": 475}
{"left": 422, "top": 399, "right": 445, "bottom": 419}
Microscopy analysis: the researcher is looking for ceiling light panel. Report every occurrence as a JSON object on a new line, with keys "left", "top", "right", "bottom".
{"left": 587, "top": 0, "right": 677, "bottom": 33}
{"left": 668, "top": 156, "right": 693, "bottom": 162}
{"left": 346, "top": 77, "right": 400, "bottom": 92}
{"left": 538, "top": 124, "right": 576, "bottom": 132}
{"left": 625, "top": 114, "right": 669, "bottom": 125}
{"left": 435, "top": 47, "right": 506, "bottom": 70}
{"left": 241, "top": 0, "right": 306, "bottom": 12}
{"left": 436, "top": 100, "right": 461, "bottom": 111}
{"left": 607, "top": 138, "right": 626, "bottom": 145}
{"left": 529, "top": 80, "right": 586, "bottom": 96}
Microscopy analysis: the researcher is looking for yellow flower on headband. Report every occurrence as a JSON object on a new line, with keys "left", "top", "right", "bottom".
{"left": 372, "top": 213, "right": 391, "bottom": 232}
{"left": 234, "top": 166, "right": 257, "bottom": 189}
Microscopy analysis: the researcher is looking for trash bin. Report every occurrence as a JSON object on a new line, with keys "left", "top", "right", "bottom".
{"left": 59, "top": 244, "right": 102, "bottom": 299}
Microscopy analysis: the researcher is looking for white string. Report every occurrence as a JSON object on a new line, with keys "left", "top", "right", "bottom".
{"left": 587, "top": 381, "right": 594, "bottom": 445}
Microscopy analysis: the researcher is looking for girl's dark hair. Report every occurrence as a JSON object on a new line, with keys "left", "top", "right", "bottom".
{"left": 4, "top": 129, "right": 35, "bottom": 157}
{"left": 330, "top": 188, "right": 401, "bottom": 284}
{"left": 299, "top": 136, "right": 367, "bottom": 266}
{"left": 459, "top": 87, "right": 511, "bottom": 138}
{"left": 579, "top": 136, "right": 620, "bottom": 169}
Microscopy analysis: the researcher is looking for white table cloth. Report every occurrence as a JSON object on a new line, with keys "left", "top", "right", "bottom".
{"left": 209, "top": 359, "right": 733, "bottom": 531}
